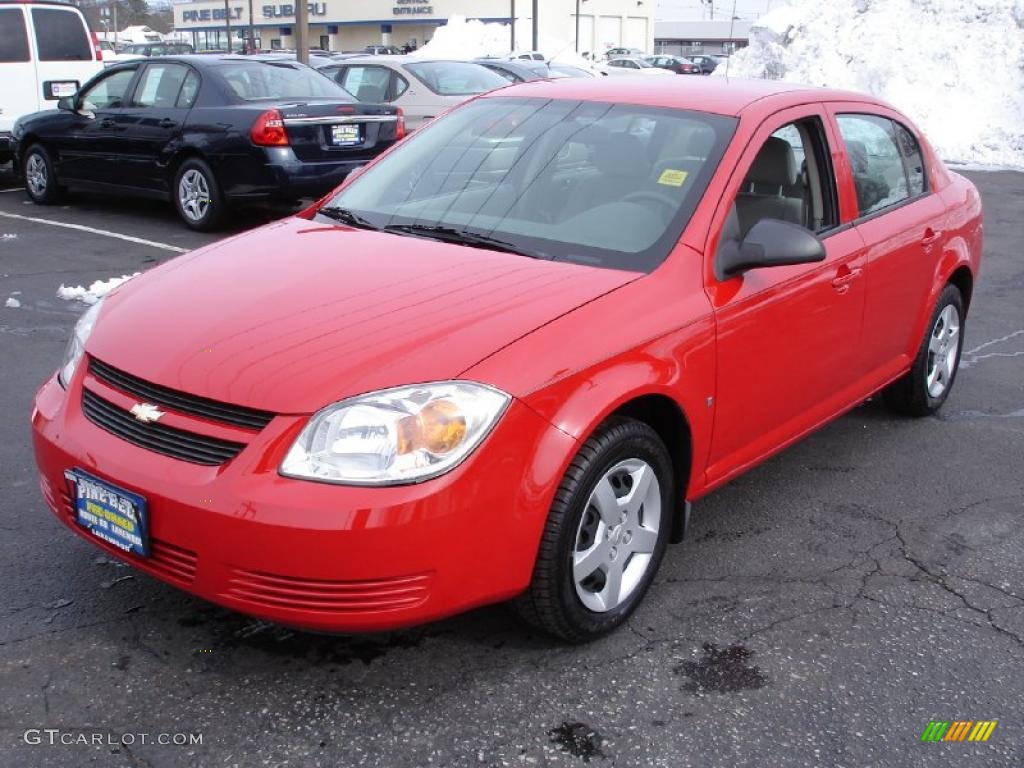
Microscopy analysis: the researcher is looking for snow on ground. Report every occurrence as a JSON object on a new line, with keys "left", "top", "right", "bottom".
{"left": 409, "top": 15, "right": 600, "bottom": 71}
{"left": 5, "top": 297, "right": 20, "bottom": 308}
{"left": 722, "top": 0, "right": 1024, "bottom": 168}
{"left": 57, "top": 274, "right": 139, "bottom": 305}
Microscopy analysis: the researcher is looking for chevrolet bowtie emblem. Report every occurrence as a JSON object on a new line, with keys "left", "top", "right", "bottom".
{"left": 130, "top": 402, "right": 165, "bottom": 424}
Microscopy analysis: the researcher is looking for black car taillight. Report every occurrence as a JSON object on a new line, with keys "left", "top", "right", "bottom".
{"left": 251, "top": 109, "right": 288, "bottom": 147}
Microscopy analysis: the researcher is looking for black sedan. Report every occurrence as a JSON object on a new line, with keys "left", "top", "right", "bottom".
{"left": 643, "top": 55, "right": 701, "bottom": 75}
{"left": 12, "top": 56, "right": 403, "bottom": 230}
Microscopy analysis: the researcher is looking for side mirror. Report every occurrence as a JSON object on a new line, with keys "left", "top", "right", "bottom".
{"left": 57, "top": 96, "right": 74, "bottom": 111}
{"left": 716, "top": 218, "right": 826, "bottom": 280}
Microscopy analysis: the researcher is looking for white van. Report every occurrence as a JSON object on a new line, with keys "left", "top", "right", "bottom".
{"left": 0, "top": 0, "right": 103, "bottom": 165}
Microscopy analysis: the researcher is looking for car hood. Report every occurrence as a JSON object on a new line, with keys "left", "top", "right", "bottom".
{"left": 88, "top": 217, "right": 637, "bottom": 414}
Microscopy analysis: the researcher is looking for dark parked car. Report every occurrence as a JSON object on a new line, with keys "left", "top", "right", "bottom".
{"left": 122, "top": 42, "right": 194, "bottom": 57}
{"left": 644, "top": 55, "right": 701, "bottom": 74}
{"left": 473, "top": 58, "right": 596, "bottom": 83}
{"left": 688, "top": 55, "right": 719, "bottom": 75}
{"left": 12, "top": 56, "right": 403, "bottom": 230}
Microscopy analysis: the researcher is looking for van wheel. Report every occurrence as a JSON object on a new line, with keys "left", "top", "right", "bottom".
{"left": 23, "top": 144, "right": 63, "bottom": 204}
{"left": 512, "top": 417, "right": 673, "bottom": 642}
{"left": 883, "top": 284, "right": 965, "bottom": 416}
{"left": 173, "top": 158, "right": 224, "bottom": 231}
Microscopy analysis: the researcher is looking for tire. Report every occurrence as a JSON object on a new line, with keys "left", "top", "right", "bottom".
{"left": 22, "top": 144, "right": 63, "bottom": 205}
{"left": 512, "top": 417, "right": 674, "bottom": 642}
{"left": 172, "top": 157, "right": 225, "bottom": 231}
{"left": 883, "top": 283, "right": 965, "bottom": 417}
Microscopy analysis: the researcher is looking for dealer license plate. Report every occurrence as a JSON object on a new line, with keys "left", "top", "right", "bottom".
{"left": 331, "top": 124, "right": 361, "bottom": 146}
{"left": 65, "top": 469, "right": 149, "bottom": 558}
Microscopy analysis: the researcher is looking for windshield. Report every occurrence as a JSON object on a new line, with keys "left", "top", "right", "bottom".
{"left": 404, "top": 61, "right": 508, "bottom": 96}
{"left": 217, "top": 61, "right": 353, "bottom": 101}
{"left": 319, "top": 97, "right": 735, "bottom": 272}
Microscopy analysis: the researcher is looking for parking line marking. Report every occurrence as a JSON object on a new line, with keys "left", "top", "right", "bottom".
{"left": 0, "top": 188, "right": 23, "bottom": 193}
{"left": 0, "top": 211, "right": 188, "bottom": 253}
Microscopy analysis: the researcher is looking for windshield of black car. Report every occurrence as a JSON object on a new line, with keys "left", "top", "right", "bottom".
{"left": 319, "top": 97, "right": 735, "bottom": 272}
{"left": 217, "top": 61, "right": 353, "bottom": 101}
{"left": 403, "top": 61, "right": 508, "bottom": 96}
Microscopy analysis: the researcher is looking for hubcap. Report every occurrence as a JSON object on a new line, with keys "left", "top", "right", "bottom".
{"left": 926, "top": 304, "right": 960, "bottom": 398}
{"left": 26, "top": 154, "right": 47, "bottom": 197}
{"left": 178, "top": 169, "right": 211, "bottom": 221}
{"left": 572, "top": 458, "right": 661, "bottom": 613}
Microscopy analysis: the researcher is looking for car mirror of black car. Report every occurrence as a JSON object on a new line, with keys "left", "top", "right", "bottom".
{"left": 716, "top": 218, "right": 826, "bottom": 280}
{"left": 57, "top": 97, "right": 74, "bottom": 112}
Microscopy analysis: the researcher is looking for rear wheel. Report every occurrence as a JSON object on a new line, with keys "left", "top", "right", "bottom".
{"left": 173, "top": 158, "right": 224, "bottom": 231}
{"left": 883, "top": 284, "right": 965, "bottom": 416}
{"left": 512, "top": 417, "right": 673, "bottom": 642}
{"left": 23, "top": 144, "right": 63, "bottom": 204}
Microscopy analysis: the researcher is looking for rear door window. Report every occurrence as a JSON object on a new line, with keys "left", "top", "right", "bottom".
{"left": 892, "top": 121, "right": 927, "bottom": 196}
{"left": 176, "top": 69, "right": 201, "bottom": 108}
{"left": 836, "top": 114, "right": 911, "bottom": 216}
{"left": 31, "top": 8, "right": 91, "bottom": 62}
{"left": 0, "top": 8, "right": 30, "bottom": 63}
{"left": 133, "top": 63, "right": 190, "bottom": 108}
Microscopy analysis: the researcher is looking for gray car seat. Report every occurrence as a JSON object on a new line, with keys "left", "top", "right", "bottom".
{"left": 735, "top": 136, "right": 804, "bottom": 237}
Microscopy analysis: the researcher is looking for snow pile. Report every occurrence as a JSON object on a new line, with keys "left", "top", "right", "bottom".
{"left": 5, "top": 297, "right": 20, "bottom": 308}
{"left": 57, "top": 274, "right": 139, "bottom": 305}
{"left": 409, "top": 14, "right": 599, "bottom": 71}
{"left": 722, "top": 0, "right": 1024, "bottom": 168}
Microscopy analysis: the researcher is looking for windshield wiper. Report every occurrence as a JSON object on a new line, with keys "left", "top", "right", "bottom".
{"left": 317, "top": 206, "right": 379, "bottom": 230}
{"left": 382, "top": 223, "right": 530, "bottom": 256}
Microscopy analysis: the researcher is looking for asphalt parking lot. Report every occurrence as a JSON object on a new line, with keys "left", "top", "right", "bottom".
{"left": 0, "top": 165, "right": 1022, "bottom": 768}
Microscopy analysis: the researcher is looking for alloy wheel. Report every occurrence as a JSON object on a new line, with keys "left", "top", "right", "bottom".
{"left": 926, "top": 304, "right": 960, "bottom": 398}
{"left": 572, "top": 458, "right": 661, "bottom": 613}
{"left": 178, "top": 169, "right": 211, "bottom": 222}
{"left": 26, "top": 154, "right": 47, "bottom": 197}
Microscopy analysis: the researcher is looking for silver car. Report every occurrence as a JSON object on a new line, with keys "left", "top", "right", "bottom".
{"left": 316, "top": 56, "right": 508, "bottom": 131}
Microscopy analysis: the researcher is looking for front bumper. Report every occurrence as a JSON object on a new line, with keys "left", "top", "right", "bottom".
{"left": 0, "top": 132, "right": 12, "bottom": 163}
{"left": 32, "top": 372, "right": 576, "bottom": 632}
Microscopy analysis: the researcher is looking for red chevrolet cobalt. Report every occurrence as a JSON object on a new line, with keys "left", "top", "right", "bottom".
{"left": 32, "top": 78, "right": 982, "bottom": 641}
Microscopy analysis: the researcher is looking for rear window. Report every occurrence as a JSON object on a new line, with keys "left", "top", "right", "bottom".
{"left": 31, "top": 8, "right": 91, "bottom": 62}
{"left": 0, "top": 8, "right": 30, "bottom": 63}
{"left": 404, "top": 61, "right": 507, "bottom": 96}
{"left": 217, "top": 61, "right": 352, "bottom": 101}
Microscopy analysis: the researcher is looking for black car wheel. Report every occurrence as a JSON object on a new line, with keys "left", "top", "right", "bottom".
{"left": 883, "top": 283, "right": 965, "bottom": 416}
{"left": 23, "top": 144, "right": 63, "bottom": 204}
{"left": 512, "top": 417, "right": 674, "bottom": 642}
{"left": 173, "top": 158, "right": 225, "bottom": 231}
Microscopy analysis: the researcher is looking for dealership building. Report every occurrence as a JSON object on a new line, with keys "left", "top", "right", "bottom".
{"left": 171, "top": 0, "right": 656, "bottom": 55}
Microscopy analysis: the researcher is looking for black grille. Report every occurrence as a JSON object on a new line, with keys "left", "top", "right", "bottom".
{"left": 82, "top": 389, "right": 246, "bottom": 466}
{"left": 89, "top": 358, "right": 274, "bottom": 430}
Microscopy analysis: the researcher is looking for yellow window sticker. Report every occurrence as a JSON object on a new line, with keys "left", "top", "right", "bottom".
{"left": 657, "top": 169, "right": 689, "bottom": 187}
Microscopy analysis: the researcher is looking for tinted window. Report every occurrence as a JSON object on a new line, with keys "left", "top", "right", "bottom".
{"left": 0, "top": 8, "right": 29, "bottom": 63}
{"left": 837, "top": 114, "right": 910, "bottom": 216}
{"left": 403, "top": 61, "right": 507, "bottom": 96}
{"left": 80, "top": 68, "right": 137, "bottom": 110}
{"left": 31, "top": 8, "right": 91, "bottom": 61}
{"left": 177, "top": 69, "right": 201, "bottom": 108}
{"left": 134, "top": 63, "right": 190, "bottom": 108}
{"left": 393, "top": 72, "right": 409, "bottom": 98}
{"left": 321, "top": 97, "right": 735, "bottom": 272}
{"left": 893, "top": 121, "right": 927, "bottom": 196}
{"left": 218, "top": 61, "right": 353, "bottom": 101}
{"left": 338, "top": 65, "right": 391, "bottom": 102}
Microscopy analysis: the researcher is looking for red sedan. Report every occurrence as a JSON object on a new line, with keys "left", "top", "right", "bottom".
{"left": 32, "top": 77, "right": 982, "bottom": 641}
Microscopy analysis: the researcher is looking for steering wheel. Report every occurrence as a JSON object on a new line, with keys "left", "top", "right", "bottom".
{"left": 621, "top": 190, "right": 679, "bottom": 219}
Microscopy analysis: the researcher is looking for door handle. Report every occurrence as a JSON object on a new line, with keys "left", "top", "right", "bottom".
{"left": 99, "top": 118, "right": 116, "bottom": 128}
{"left": 158, "top": 118, "right": 178, "bottom": 129}
{"left": 831, "top": 265, "right": 862, "bottom": 293}
{"left": 921, "top": 227, "right": 943, "bottom": 246}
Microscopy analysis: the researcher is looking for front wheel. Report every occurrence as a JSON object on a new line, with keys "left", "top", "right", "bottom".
{"left": 512, "top": 417, "right": 674, "bottom": 642}
{"left": 883, "top": 283, "right": 965, "bottom": 416}
{"left": 23, "top": 144, "right": 63, "bottom": 204}
{"left": 173, "top": 158, "right": 225, "bottom": 231}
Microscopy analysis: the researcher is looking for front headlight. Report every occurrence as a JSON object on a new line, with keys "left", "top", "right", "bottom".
{"left": 58, "top": 298, "right": 104, "bottom": 388}
{"left": 280, "top": 381, "right": 510, "bottom": 486}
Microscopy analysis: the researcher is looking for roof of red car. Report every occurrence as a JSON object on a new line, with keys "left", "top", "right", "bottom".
{"left": 485, "top": 75, "right": 882, "bottom": 118}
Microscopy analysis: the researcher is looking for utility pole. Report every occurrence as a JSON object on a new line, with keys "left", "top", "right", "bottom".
{"left": 510, "top": 0, "right": 515, "bottom": 51}
{"left": 112, "top": 0, "right": 118, "bottom": 46}
{"left": 248, "top": 0, "right": 255, "bottom": 52}
{"left": 575, "top": 0, "right": 580, "bottom": 52}
{"left": 224, "top": 0, "right": 231, "bottom": 52}
{"left": 531, "top": 0, "right": 538, "bottom": 51}
{"left": 295, "top": 0, "right": 309, "bottom": 63}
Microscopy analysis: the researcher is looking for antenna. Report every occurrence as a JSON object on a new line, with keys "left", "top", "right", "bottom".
{"left": 725, "top": 0, "right": 738, "bottom": 78}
